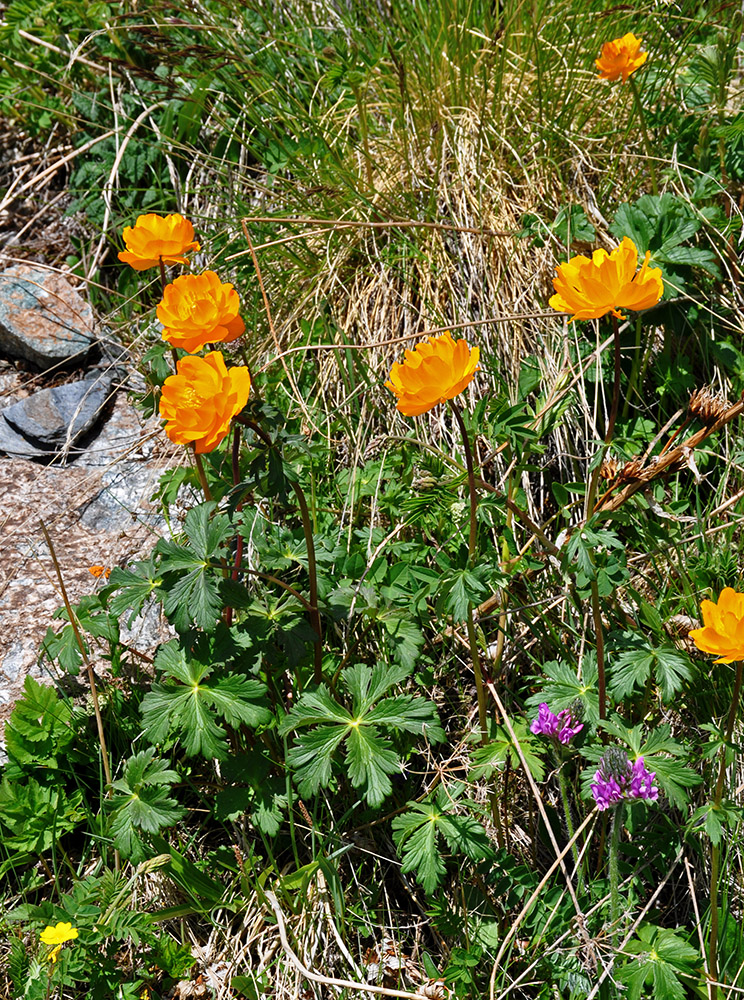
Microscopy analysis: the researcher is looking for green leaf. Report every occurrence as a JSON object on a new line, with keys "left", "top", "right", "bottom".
{"left": 214, "top": 751, "right": 287, "bottom": 835}
{"left": 141, "top": 641, "right": 270, "bottom": 760}
{"left": 345, "top": 724, "right": 400, "bottom": 807}
{"left": 42, "top": 623, "right": 85, "bottom": 675}
{"left": 5, "top": 675, "right": 73, "bottom": 767}
{"left": 610, "top": 639, "right": 693, "bottom": 702}
{"left": 689, "top": 800, "right": 742, "bottom": 846}
{"left": 392, "top": 804, "right": 447, "bottom": 894}
{"left": 437, "top": 814, "right": 493, "bottom": 860}
{"left": 443, "top": 568, "right": 487, "bottom": 622}
{"left": 285, "top": 725, "right": 349, "bottom": 796}
{"left": 610, "top": 193, "right": 720, "bottom": 283}
{"left": 0, "top": 778, "right": 84, "bottom": 854}
{"left": 618, "top": 925, "right": 701, "bottom": 1000}
{"left": 526, "top": 656, "right": 599, "bottom": 725}
{"left": 552, "top": 204, "right": 595, "bottom": 244}
{"left": 108, "top": 558, "right": 162, "bottom": 626}
{"left": 281, "top": 663, "right": 442, "bottom": 805}
{"left": 109, "top": 748, "right": 186, "bottom": 862}
{"left": 470, "top": 720, "right": 545, "bottom": 781}
{"left": 392, "top": 795, "right": 493, "bottom": 895}
{"left": 151, "top": 834, "right": 226, "bottom": 911}
{"left": 157, "top": 502, "right": 231, "bottom": 631}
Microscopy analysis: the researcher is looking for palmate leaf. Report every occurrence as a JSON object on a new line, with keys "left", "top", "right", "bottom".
{"left": 141, "top": 640, "right": 271, "bottom": 760}
{"left": 610, "top": 193, "right": 720, "bottom": 282}
{"left": 345, "top": 660, "right": 411, "bottom": 711}
{"left": 581, "top": 719, "right": 701, "bottom": 809}
{"left": 214, "top": 751, "right": 288, "bottom": 836}
{"left": 392, "top": 790, "right": 493, "bottom": 895}
{"left": 379, "top": 610, "right": 425, "bottom": 670}
{"left": 280, "top": 662, "right": 443, "bottom": 806}
{"left": 470, "top": 720, "right": 545, "bottom": 782}
{"left": 345, "top": 725, "right": 400, "bottom": 804}
{"left": 156, "top": 501, "right": 231, "bottom": 631}
{"left": 609, "top": 636, "right": 694, "bottom": 702}
{"left": 107, "top": 557, "right": 162, "bottom": 626}
{"left": 616, "top": 925, "right": 701, "bottom": 1000}
{"left": 109, "top": 748, "right": 186, "bottom": 862}
{"left": 393, "top": 803, "right": 446, "bottom": 894}
{"left": 284, "top": 725, "right": 349, "bottom": 796}
{"left": 526, "top": 655, "right": 599, "bottom": 725}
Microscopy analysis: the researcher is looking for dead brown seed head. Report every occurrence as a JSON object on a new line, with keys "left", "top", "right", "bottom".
{"left": 689, "top": 386, "right": 730, "bottom": 424}
{"left": 618, "top": 458, "right": 644, "bottom": 481}
{"left": 599, "top": 456, "right": 619, "bottom": 480}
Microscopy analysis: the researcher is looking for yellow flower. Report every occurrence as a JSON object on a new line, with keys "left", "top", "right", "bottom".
{"left": 689, "top": 588, "right": 744, "bottom": 663}
{"left": 549, "top": 237, "right": 663, "bottom": 321}
{"left": 40, "top": 922, "right": 79, "bottom": 946}
{"left": 159, "top": 351, "right": 251, "bottom": 453}
{"left": 596, "top": 33, "right": 648, "bottom": 83}
{"left": 385, "top": 332, "right": 479, "bottom": 417}
{"left": 48, "top": 945, "right": 62, "bottom": 964}
{"left": 157, "top": 271, "right": 245, "bottom": 353}
{"left": 118, "top": 213, "right": 200, "bottom": 271}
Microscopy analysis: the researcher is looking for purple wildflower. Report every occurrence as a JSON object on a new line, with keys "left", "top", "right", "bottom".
{"left": 591, "top": 748, "right": 659, "bottom": 811}
{"left": 530, "top": 702, "right": 584, "bottom": 745}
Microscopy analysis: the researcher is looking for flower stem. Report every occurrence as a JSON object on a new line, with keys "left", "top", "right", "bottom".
{"left": 558, "top": 763, "right": 583, "bottom": 892}
{"left": 224, "top": 425, "right": 244, "bottom": 627}
{"left": 290, "top": 478, "right": 323, "bottom": 685}
{"left": 449, "top": 400, "right": 489, "bottom": 745}
{"left": 621, "top": 315, "right": 643, "bottom": 421}
{"left": 40, "top": 521, "right": 118, "bottom": 872}
{"left": 449, "top": 400, "right": 478, "bottom": 560}
{"left": 609, "top": 802, "right": 624, "bottom": 943}
{"left": 158, "top": 256, "right": 180, "bottom": 371}
{"left": 629, "top": 76, "right": 659, "bottom": 197}
{"left": 238, "top": 415, "right": 323, "bottom": 684}
{"left": 708, "top": 658, "right": 744, "bottom": 1000}
{"left": 591, "top": 578, "right": 607, "bottom": 723}
{"left": 466, "top": 614, "right": 489, "bottom": 745}
{"left": 584, "top": 313, "right": 622, "bottom": 723}
{"left": 193, "top": 448, "right": 213, "bottom": 502}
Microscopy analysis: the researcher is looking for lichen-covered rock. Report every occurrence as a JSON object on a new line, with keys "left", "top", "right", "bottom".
{"left": 0, "top": 264, "right": 96, "bottom": 370}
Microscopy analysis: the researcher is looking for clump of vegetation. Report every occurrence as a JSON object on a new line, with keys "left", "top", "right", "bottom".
{"left": 2, "top": 1, "right": 744, "bottom": 998}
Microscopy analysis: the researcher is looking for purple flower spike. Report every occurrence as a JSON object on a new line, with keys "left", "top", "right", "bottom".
{"left": 591, "top": 748, "right": 659, "bottom": 811}
{"left": 530, "top": 702, "right": 584, "bottom": 745}
{"left": 629, "top": 757, "right": 659, "bottom": 803}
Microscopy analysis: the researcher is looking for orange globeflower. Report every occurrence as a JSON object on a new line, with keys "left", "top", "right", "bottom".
{"left": 689, "top": 588, "right": 744, "bottom": 664}
{"left": 549, "top": 236, "right": 663, "bottom": 322}
{"left": 157, "top": 271, "right": 245, "bottom": 353}
{"left": 596, "top": 33, "right": 647, "bottom": 83}
{"left": 159, "top": 351, "right": 251, "bottom": 453}
{"left": 118, "top": 213, "right": 200, "bottom": 271}
{"left": 385, "top": 332, "right": 479, "bottom": 417}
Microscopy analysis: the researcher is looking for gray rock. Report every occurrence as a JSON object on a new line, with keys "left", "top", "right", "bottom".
{"left": 0, "top": 264, "right": 96, "bottom": 370}
{"left": 0, "top": 414, "right": 49, "bottom": 458}
{"left": 0, "top": 375, "right": 115, "bottom": 461}
{"left": 78, "top": 463, "right": 165, "bottom": 532}
{"left": 3, "top": 375, "right": 114, "bottom": 448}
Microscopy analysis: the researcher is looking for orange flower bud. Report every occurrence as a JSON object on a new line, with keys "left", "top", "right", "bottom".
{"left": 118, "top": 213, "right": 200, "bottom": 271}
{"left": 549, "top": 237, "right": 663, "bottom": 322}
{"left": 157, "top": 271, "right": 245, "bottom": 353}
{"left": 159, "top": 351, "right": 251, "bottom": 453}
{"left": 689, "top": 588, "right": 744, "bottom": 663}
{"left": 385, "top": 332, "right": 479, "bottom": 417}
{"left": 596, "top": 33, "right": 647, "bottom": 83}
